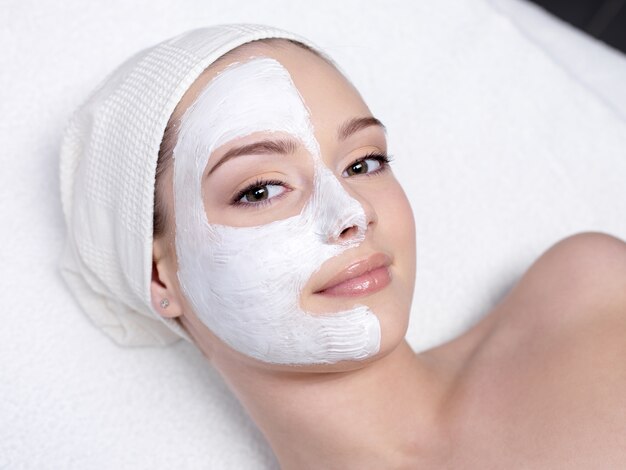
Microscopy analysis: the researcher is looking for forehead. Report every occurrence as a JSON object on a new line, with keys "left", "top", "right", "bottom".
{"left": 171, "top": 40, "right": 371, "bottom": 132}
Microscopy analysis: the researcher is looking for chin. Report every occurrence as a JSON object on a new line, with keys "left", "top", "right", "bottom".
{"left": 287, "top": 337, "right": 408, "bottom": 375}
{"left": 269, "top": 303, "right": 411, "bottom": 375}
{"left": 280, "top": 276, "right": 413, "bottom": 373}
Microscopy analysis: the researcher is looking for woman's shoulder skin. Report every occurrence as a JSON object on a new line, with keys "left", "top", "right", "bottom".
{"left": 442, "top": 232, "right": 626, "bottom": 468}
{"left": 513, "top": 231, "right": 626, "bottom": 326}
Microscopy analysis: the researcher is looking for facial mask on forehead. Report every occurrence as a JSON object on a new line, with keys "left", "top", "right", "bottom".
{"left": 172, "top": 56, "right": 381, "bottom": 365}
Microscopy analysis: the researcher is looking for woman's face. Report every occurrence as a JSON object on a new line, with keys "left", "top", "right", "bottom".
{"left": 153, "top": 40, "right": 416, "bottom": 371}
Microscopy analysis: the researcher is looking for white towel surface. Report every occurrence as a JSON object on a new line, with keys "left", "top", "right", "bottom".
{"left": 1, "top": 0, "right": 625, "bottom": 468}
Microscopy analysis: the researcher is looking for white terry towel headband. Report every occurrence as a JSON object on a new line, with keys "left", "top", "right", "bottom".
{"left": 59, "top": 24, "right": 319, "bottom": 346}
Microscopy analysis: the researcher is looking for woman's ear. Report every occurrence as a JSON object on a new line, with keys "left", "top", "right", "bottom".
{"left": 150, "top": 238, "right": 183, "bottom": 319}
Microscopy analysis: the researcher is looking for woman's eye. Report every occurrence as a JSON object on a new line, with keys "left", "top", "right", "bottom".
{"left": 342, "top": 154, "right": 390, "bottom": 177}
{"left": 233, "top": 180, "right": 287, "bottom": 206}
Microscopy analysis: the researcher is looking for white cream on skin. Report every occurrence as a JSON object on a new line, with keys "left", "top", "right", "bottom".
{"left": 172, "top": 57, "right": 381, "bottom": 364}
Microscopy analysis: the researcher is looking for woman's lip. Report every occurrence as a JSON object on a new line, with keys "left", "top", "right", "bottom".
{"left": 316, "top": 266, "right": 391, "bottom": 297}
{"left": 314, "top": 253, "right": 392, "bottom": 297}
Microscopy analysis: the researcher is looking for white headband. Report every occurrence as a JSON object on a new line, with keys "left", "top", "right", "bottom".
{"left": 58, "top": 24, "right": 320, "bottom": 346}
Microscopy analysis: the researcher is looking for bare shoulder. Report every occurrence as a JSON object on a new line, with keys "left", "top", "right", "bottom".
{"left": 503, "top": 231, "right": 626, "bottom": 331}
{"left": 448, "top": 233, "right": 626, "bottom": 465}
{"left": 537, "top": 231, "right": 626, "bottom": 280}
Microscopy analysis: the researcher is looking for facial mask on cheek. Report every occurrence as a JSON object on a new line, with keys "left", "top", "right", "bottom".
{"left": 172, "top": 57, "right": 381, "bottom": 364}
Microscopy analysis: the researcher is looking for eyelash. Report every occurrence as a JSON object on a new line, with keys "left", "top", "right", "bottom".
{"left": 231, "top": 178, "right": 289, "bottom": 208}
{"left": 345, "top": 152, "right": 393, "bottom": 177}
{"left": 230, "top": 152, "right": 394, "bottom": 209}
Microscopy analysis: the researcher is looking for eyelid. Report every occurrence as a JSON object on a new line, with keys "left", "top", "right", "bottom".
{"left": 341, "top": 152, "right": 393, "bottom": 177}
{"left": 227, "top": 152, "right": 392, "bottom": 210}
{"left": 231, "top": 179, "right": 291, "bottom": 208}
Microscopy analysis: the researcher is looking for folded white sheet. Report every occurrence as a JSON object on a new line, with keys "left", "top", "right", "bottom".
{"left": 489, "top": 0, "right": 626, "bottom": 119}
{"left": 1, "top": 0, "right": 625, "bottom": 468}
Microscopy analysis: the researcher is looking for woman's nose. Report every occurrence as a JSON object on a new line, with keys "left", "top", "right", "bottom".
{"left": 336, "top": 199, "right": 376, "bottom": 240}
{"left": 326, "top": 186, "right": 378, "bottom": 245}
{"left": 314, "top": 164, "right": 378, "bottom": 246}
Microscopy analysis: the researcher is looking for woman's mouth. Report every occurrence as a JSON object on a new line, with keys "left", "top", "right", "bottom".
{"left": 314, "top": 253, "right": 392, "bottom": 297}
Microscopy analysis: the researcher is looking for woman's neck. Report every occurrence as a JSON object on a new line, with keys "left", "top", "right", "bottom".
{"left": 214, "top": 340, "right": 458, "bottom": 469}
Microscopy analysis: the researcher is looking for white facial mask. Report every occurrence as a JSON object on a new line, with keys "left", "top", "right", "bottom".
{"left": 172, "top": 57, "right": 381, "bottom": 364}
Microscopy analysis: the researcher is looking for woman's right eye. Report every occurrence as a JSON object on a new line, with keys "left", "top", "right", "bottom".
{"left": 232, "top": 179, "right": 289, "bottom": 208}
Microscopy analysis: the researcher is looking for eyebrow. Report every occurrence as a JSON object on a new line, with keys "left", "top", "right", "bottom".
{"left": 206, "top": 116, "right": 386, "bottom": 177}
{"left": 338, "top": 116, "right": 386, "bottom": 141}
{"left": 207, "top": 139, "right": 299, "bottom": 176}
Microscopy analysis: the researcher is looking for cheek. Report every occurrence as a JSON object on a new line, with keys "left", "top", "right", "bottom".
{"left": 378, "top": 182, "right": 417, "bottom": 287}
{"left": 380, "top": 182, "right": 416, "bottom": 249}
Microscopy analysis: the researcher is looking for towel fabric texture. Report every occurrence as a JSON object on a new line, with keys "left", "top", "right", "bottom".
{"left": 58, "top": 24, "right": 316, "bottom": 346}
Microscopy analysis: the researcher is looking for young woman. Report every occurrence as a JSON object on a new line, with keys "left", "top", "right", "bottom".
{"left": 60, "top": 24, "right": 626, "bottom": 468}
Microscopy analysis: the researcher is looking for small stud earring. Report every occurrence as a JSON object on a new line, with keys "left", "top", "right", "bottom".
{"left": 160, "top": 298, "right": 170, "bottom": 309}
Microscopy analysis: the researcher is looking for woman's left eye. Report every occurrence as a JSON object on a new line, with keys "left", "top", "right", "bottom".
{"left": 342, "top": 153, "right": 391, "bottom": 177}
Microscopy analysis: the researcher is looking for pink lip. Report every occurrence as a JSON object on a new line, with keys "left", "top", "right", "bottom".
{"left": 314, "top": 253, "right": 392, "bottom": 298}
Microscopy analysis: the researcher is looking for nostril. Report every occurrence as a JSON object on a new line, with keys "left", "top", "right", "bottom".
{"left": 337, "top": 224, "right": 360, "bottom": 241}
{"left": 326, "top": 212, "right": 368, "bottom": 245}
{"left": 339, "top": 226, "right": 352, "bottom": 238}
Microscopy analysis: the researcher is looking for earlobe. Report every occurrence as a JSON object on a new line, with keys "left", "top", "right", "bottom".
{"left": 150, "top": 254, "right": 183, "bottom": 319}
